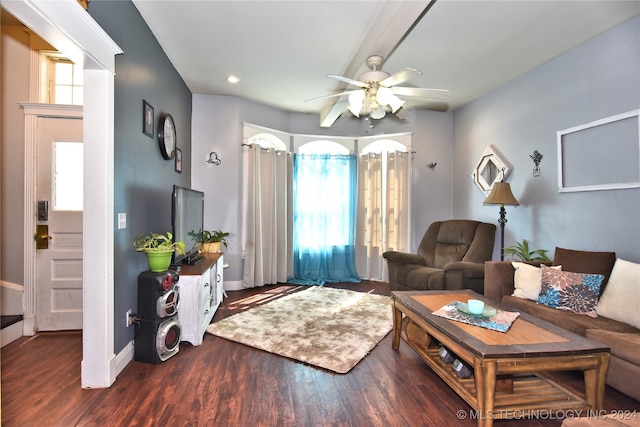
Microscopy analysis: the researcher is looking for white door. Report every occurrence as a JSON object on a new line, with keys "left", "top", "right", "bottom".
{"left": 35, "top": 116, "right": 83, "bottom": 331}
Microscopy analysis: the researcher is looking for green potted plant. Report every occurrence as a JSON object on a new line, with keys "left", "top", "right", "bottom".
{"left": 503, "top": 239, "right": 551, "bottom": 261}
{"left": 133, "top": 231, "right": 186, "bottom": 272}
{"left": 188, "top": 229, "right": 230, "bottom": 253}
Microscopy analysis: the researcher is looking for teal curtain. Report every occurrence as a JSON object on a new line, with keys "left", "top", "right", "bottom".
{"left": 290, "top": 154, "right": 360, "bottom": 285}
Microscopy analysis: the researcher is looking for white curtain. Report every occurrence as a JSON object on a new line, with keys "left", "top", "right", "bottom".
{"left": 356, "top": 151, "right": 412, "bottom": 281}
{"left": 242, "top": 144, "right": 293, "bottom": 287}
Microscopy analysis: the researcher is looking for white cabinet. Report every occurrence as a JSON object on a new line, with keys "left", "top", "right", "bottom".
{"left": 176, "top": 253, "right": 224, "bottom": 346}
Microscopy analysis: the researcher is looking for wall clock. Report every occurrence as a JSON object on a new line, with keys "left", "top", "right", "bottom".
{"left": 158, "top": 113, "right": 176, "bottom": 160}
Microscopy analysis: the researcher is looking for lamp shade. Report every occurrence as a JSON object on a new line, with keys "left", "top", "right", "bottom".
{"left": 483, "top": 182, "right": 520, "bottom": 206}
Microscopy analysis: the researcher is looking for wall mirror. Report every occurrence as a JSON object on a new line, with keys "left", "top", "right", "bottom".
{"left": 471, "top": 145, "right": 512, "bottom": 196}
{"left": 557, "top": 109, "right": 640, "bottom": 193}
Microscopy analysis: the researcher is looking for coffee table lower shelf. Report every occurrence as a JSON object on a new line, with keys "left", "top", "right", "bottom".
{"left": 402, "top": 332, "right": 592, "bottom": 420}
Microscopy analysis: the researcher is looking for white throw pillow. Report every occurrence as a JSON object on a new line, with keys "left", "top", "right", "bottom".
{"left": 596, "top": 258, "right": 640, "bottom": 329}
{"left": 511, "top": 262, "right": 561, "bottom": 300}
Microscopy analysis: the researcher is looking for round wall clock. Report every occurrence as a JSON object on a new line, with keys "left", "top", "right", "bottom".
{"left": 158, "top": 113, "right": 176, "bottom": 160}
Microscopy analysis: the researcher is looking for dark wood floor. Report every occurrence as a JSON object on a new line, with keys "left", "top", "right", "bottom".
{"left": 2, "top": 281, "right": 638, "bottom": 426}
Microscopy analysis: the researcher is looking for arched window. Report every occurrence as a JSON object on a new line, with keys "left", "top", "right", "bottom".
{"left": 298, "top": 140, "right": 349, "bottom": 155}
{"left": 247, "top": 132, "right": 287, "bottom": 150}
{"left": 360, "top": 139, "right": 407, "bottom": 154}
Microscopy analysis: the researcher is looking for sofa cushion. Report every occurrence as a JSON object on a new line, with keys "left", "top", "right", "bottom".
{"left": 585, "top": 329, "right": 640, "bottom": 366}
{"left": 552, "top": 247, "right": 616, "bottom": 295}
{"left": 537, "top": 265, "right": 604, "bottom": 317}
{"left": 596, "top": 258, "right": 640, "bottom": 329}
{"left": 501, "top": 295, "right": 639, "bottom": 336}
{"left": 511, "top": 262, "right": 561, "bottom": 300}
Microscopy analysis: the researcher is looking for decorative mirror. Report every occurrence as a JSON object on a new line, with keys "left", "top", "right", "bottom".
{"left": 471, "top": 145, "right": 512, "bottom": 195}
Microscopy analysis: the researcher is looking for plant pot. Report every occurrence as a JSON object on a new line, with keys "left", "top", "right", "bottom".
{"left": 201, "top": 242, "right": 221, "bottom": 253}
{"left": 145, "top": 250, "right": 174, "bottom": 272}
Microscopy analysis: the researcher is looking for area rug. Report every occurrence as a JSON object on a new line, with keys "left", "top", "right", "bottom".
{"left": 206, "top": 286, "right": 393, "bottom": 373}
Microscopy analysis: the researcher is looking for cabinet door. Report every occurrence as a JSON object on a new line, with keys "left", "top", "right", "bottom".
{"left": 215, "top": 255, "right": 224, "bottom": 306}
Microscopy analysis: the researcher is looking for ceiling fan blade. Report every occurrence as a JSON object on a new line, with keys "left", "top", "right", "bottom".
{"left": 380, "top": 68, "right": 422, "bottom": 87}
{"left": 395, "top": 107, "right": 410, "bottom": 120}
{"left": 306, "top": 89, "right": 362, "bottom": 103}
{"left": 327, "top": 74, "right": 368, "bottom": 88}
{"left": 392, "top": 86, "right": 450, "bottom": 100}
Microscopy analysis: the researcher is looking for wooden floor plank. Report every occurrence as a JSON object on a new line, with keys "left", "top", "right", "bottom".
{"left": 2, "top": 281, "right": 638, "bottom": 426}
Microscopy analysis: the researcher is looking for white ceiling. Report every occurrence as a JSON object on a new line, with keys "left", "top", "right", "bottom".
{"left": 132, "top": 0, "right": 639, "bottom": 127}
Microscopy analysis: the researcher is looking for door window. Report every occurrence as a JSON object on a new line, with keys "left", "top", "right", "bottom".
{"left": 54, "top": 141, "right": 83, "bottom": 211}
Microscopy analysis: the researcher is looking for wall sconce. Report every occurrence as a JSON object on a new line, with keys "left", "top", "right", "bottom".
{"left": 207, "top": 152, "right": 221, "bottom": 165}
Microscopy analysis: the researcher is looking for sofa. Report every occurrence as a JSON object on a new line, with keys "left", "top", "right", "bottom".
{"left": 383, "top": 219, "right": 496, "bottom": 293}
{"left": 484, "top": 247, "right": 640, "bottom": 401}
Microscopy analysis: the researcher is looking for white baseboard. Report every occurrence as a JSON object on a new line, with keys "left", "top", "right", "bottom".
{"left": 1, "top": 321, "right": 24, "bottom": 347}
{"left": 223, "top": 280, "right": 244, "bottom": 291}
{"left": 115, "top": 339, "right": 134, "bottom": 378}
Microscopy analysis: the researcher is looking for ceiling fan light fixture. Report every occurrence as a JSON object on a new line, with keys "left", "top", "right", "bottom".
{"left": 376, "top": 87, "right": 405, "bottom": 113}
{"left": 348, "top": 90, "right": 365, "bottom": 117}
{"left": 388, "top": 96, "right": 405, "bottom": 113}
{"left": 370, "top": 106, "right": 386, "bottom": 120}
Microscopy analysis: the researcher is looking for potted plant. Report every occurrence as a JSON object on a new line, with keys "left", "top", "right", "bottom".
{"left": 133, "top": 231, "right": 186, "bottom": 272}
{"left": 188, "top": 229, "right": 230, "bottom": 253}
{"left": 503, "top": 239, "right": 551, "bottom": 261}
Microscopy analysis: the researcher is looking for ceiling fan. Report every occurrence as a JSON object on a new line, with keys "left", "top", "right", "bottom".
{"left": 307, "top": 55, "right": 450, "bottom": 120}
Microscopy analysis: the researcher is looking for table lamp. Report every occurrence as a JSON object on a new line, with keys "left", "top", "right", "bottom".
{"left": 484, "top": 181, "right": 519, "bottom": 260}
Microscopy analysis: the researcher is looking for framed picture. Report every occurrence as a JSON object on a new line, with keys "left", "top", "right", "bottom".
{"left": 557, "top": 109, "right": 640, "bottom": 193}
{"left": 143, "top": 100, "right": 154, "bottom": 138}
{"left": 175, "top": 148, "right": 182, "bottom": 173}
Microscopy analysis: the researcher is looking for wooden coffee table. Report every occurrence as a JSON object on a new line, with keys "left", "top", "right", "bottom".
{"left": 391, "top": 290, "right": 610, "bottom": 427}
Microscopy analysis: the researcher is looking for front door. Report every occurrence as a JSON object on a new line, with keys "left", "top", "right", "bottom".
{"left": 35, "top": 116, "right": 83, "bottom": 331}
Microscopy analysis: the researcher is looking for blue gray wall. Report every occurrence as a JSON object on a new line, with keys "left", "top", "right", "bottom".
{"left": 89, "top": 0, "right": 192, "bottom": 353}
{"left": 453, "top": 16, "right": 640, "bottom": 263}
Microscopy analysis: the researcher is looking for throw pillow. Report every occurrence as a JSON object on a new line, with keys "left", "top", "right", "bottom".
{"left": 552, "top": 247, "right": 616, "bottom": 296}
{"left": 511, "top": 262, "right": 561, "bottom": 300}
{"left": 596, "top": 258, "right": 640, "bottom": 329}
{"left": 537, "top": 265, "right": 604, "bottom": 317}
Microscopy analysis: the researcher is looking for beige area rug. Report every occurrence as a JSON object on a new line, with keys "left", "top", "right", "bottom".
{"left": 206, "top": 286, "right": 393, "bottom": 373}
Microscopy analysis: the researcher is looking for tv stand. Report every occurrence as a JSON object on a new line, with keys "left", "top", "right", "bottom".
{"left": 182, "top": 254, "right": 204, "bottom": 265}
{"left": 175, "top": 253, "right": 224, "bottom": 346}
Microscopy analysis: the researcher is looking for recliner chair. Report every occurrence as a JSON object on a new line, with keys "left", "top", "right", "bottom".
{"left": 383, "top": 220, "right": 496, "bottom": 293}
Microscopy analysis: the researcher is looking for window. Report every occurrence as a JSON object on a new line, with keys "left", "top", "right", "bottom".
{"left": 360, "top": 139, "right": 407, "bottom": 154}
{"left": 41, "top": 52, "right": 83, "bottom": 105}
{"left": 298, "top": 140, "right": 348, "bottom": 155}
{"left": 247, "top": 133, "right": 287, "bottom": 150}
{"left": 54, "top": 141, "right": 83, "bottom": 210}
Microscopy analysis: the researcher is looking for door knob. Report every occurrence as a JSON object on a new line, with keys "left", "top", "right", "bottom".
{"left": 35, "top": 224, "right": 52, "bottom": 249}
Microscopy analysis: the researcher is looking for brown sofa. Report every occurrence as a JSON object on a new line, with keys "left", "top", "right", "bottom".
{"left": 383, "top": 220, "right": 496, "bottom": 294}
{"left": 484, "top": 248, "right": 640, "bottom": 401}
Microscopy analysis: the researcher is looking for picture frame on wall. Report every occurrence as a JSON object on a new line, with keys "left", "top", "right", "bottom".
{"left": 175, "top": 148, "right": 182, "bottom": 173}
{"left": 143, "top": 100, "right": 154, "bottom": 138}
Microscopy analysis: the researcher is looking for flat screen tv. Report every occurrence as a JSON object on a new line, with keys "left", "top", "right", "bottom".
{"left": 171, "top": 185, "right": 204, "bottom": 265}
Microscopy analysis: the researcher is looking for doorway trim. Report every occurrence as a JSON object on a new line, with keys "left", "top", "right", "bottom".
{"left": 4, "top": 0, "right": 123, "bottom": 388}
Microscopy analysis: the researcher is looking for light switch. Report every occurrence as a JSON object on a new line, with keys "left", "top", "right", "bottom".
{"left": 118, "top": 213, "right": 127, "bottom": 229}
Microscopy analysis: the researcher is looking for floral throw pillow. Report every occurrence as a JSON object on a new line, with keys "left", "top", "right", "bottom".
{"left": 537, "top": 265, "right": 605, "bottom": 317}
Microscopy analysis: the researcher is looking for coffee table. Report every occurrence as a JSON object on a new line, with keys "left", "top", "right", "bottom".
{"left": 391, "top": 290, "right": 610, "bottom": 427}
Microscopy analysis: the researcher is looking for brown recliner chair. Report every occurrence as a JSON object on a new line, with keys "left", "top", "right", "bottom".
{"left": 383, "top": 220, "right": 496, "bottom": 293}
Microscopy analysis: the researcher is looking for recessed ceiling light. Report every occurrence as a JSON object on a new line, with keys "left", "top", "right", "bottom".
{"left": 227, "top": 75, "right": 239, "bottom": 84}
